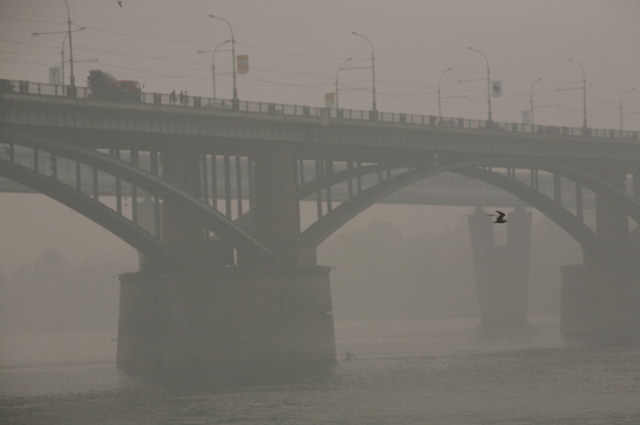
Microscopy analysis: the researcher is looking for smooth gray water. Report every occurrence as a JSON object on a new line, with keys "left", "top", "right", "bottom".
{"left": 1, "top": 317, "right": 640, "bottom": 424}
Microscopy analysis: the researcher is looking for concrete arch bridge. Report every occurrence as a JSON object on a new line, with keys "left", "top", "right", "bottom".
{"left": 3, "top": 81, "right": 640, "bottom": 374}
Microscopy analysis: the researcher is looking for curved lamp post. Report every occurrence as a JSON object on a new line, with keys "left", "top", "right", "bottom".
{"left": 350, "top": 32, "right": 377, "bottom": 118}
{"left": 620, "top": 87, "right": 636, "bottom": 131}
{"left": 468, "top": 46, "right": 492, "bottom": 123}
{"left": 208, "top": 14, "right": 238, "bottom": 109}
{"left": 438, "top": 67, "right": 452, "bottom": 121}
{"left": 530, "top": 77, "right": 542, "bottom": 127}
{"left": 568, "top": 58, "right": 587, "bottom": 130}
{"left": 198, "top": 39, "right": 230, "bottom": 100}
{"left": 335, "top": 58, "right": 352, "bottom": 110}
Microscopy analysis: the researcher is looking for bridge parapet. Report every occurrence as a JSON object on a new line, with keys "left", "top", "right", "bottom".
{"left": 3, "top": 78, "right": 639, "bottom": 142}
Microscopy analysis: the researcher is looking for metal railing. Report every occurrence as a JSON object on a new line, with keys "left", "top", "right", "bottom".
{"left": 2, "top": 78, "right": 638, "bottom": 141}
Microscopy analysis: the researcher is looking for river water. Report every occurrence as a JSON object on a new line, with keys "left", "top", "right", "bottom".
{"left": 1, "top": 316, "right": 640, "bottom": 424}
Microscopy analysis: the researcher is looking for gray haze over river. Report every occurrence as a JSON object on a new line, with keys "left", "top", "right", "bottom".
{"left": 2, "top": 316, "right": 640, "bottom": 425}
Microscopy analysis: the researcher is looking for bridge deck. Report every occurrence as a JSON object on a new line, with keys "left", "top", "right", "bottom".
{"left": 2, "top": 79, "right": 640, "bottom": 165}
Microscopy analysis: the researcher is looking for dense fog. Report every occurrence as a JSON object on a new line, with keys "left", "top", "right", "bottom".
{"left": 0, "top": 212, "right": 580, "bottom": 334}
{"left": 2, "top": 1, "right": 640, "bottom": 423}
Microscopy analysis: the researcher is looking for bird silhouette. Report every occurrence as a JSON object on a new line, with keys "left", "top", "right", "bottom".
{"left": 117, "top": 1, "right": 122, "bottom": 7}
{"left": 488, "top": 210, "right": 508, "bottom": 224}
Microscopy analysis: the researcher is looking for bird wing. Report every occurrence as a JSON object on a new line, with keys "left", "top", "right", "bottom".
{"left": 496, "top": 210, "right": 506, "bottom": 219}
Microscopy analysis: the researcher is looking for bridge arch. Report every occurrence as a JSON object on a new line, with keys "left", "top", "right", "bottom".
{"left": 296, "top": 157, "right": 640, "bottom": 264}
{"left": 1, "top": 131, "right": 273, "bottom": 265}
{"left": 0, "top": 157, "right": 177, "bottom": 263}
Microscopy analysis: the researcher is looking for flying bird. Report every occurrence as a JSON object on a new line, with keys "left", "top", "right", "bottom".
{"left": 117, "top": 1, "right": 122, "bottom": 7}
{"left": 488, "top": 210, "right": 508, "bottom": 224}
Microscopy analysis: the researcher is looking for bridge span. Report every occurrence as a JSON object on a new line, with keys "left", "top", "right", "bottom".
{"left": 2, "top": 79, "right": 640, "bottom": 376}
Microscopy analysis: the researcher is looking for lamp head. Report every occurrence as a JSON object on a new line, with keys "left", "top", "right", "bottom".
{"left": 351, "top": 31, "right": 358, "bottom": 35}
{"left": 208, "top": 14, "right": 216, "bottom": 18}
{"left": 446, "top": 66, "right": 453, "bottom": 71}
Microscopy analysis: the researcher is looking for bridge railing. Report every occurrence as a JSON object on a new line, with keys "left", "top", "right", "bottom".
{"left": 2, "top": 78, "right": 639, "bottom": 141}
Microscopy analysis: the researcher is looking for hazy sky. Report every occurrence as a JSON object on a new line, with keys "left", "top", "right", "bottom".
{"left": 2, "top": 0, "right": 639, "bottom": 130}
{"left": 0, "top": 0, "right": 634, "bottom": 271}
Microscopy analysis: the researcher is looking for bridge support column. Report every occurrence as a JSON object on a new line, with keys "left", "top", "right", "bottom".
{"left": 560, "top": 166, "right": 640, "bottom": 341}
{"left": 116, "top": 266, "right": 336, "bottom": 378}
{"left": 160, "top": 148, "right": 233, "bottom": 268}
{"left": 118, "top": 146, "right": 337, "bottom": 377}
{"left": 250, "top": 146, "right": 316, "bottom": 267}
{"left": 468, "top": 206, "right": 532, "bottom": 327}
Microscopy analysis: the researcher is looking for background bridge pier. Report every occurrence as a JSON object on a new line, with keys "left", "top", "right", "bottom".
{"left": 467, "top": 206, "right": 532, "bottom": 327}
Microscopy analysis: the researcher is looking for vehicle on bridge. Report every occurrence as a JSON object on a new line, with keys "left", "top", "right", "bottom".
{"left": 86, "top": 70, "right": 141, "bottom": 103}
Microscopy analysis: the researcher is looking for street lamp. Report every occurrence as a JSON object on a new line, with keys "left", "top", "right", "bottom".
{"left": 438, "top": 67, "right": 452, "bottom": 121}
{"left": 568, "top": 58, "right": 587, "bottom": 130}
{"left": 335, "top": 58, "right": 352, "bottom": 110}
{"left": 350, "top": 31, "right": 377, "bottom": 118}
{"left": 208, "top": 14, "right": 238, "bottom": 109}
{"left": 530, "top": 77, "right": 542, "bottom": 127}
{"left": 468, "top": 47, "right": 492, "bottom": 124}
{"left": 197, "top": 39, "right": 230, "bottom": 100}
{"left": 620, "top": 87, "right": 636, "bottom": 131}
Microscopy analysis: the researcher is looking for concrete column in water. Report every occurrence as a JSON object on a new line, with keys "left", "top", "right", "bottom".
{"left": 468, "top": 206, "right": 532, "bottom": 327}
{"left": 561, "top": 165, "right": 640, "bottom": 341}
{"left": 117, "top": 146, "right": 337, "bottom": 377}
{"left": 251, "top": 146, "right": 316, "bottom": 266}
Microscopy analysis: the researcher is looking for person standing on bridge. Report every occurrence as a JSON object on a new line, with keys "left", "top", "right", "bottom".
{"left": 170, "top": 89, "right": 177, "bottom": 105}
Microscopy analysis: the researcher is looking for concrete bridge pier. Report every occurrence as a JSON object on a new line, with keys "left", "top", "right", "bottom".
{"left": 468, "top": 206, "right": 532, "bottom": 327}
{"left": 560, "top": 167, "right": 640, "bottom": 341}
{"left": 117, "top": 147, "right": 336, "bottom": 377}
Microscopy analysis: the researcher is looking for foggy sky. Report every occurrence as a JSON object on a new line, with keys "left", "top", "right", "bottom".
{"left": 1, "top": 0, "right": 637, "bottom": 271}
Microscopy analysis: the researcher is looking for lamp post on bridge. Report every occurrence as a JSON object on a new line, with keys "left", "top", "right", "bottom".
{"left": 208, "top": 14, "right": 238, "bottom": 110}
{"left": 60, "top": 27, "right": 85, "bottom": 93}
{"left": 197, "top": 39, "right": 230, "bottom": 101}
{"left": 530, "top": 77, "right": 560, "bottom": 129}
{"left": 619, "top": 87, "right": 636, "bottom": 131}
{"left": 467, "top": 46, "right": 492, "bottom": 124}
{"left": 335, "top": 58, "right": 352, "bottom": 110}
{"left": 350, "top": 31, "right": 377, "bottom": 119}
{"left": 568, "top": 58, "right": 587, "bottom": 131}
{"left": 437, "top": 67, "right": 452, "bottom": 122}
{"left": 529, "top": 77, "right": 542, "bottom": 127}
